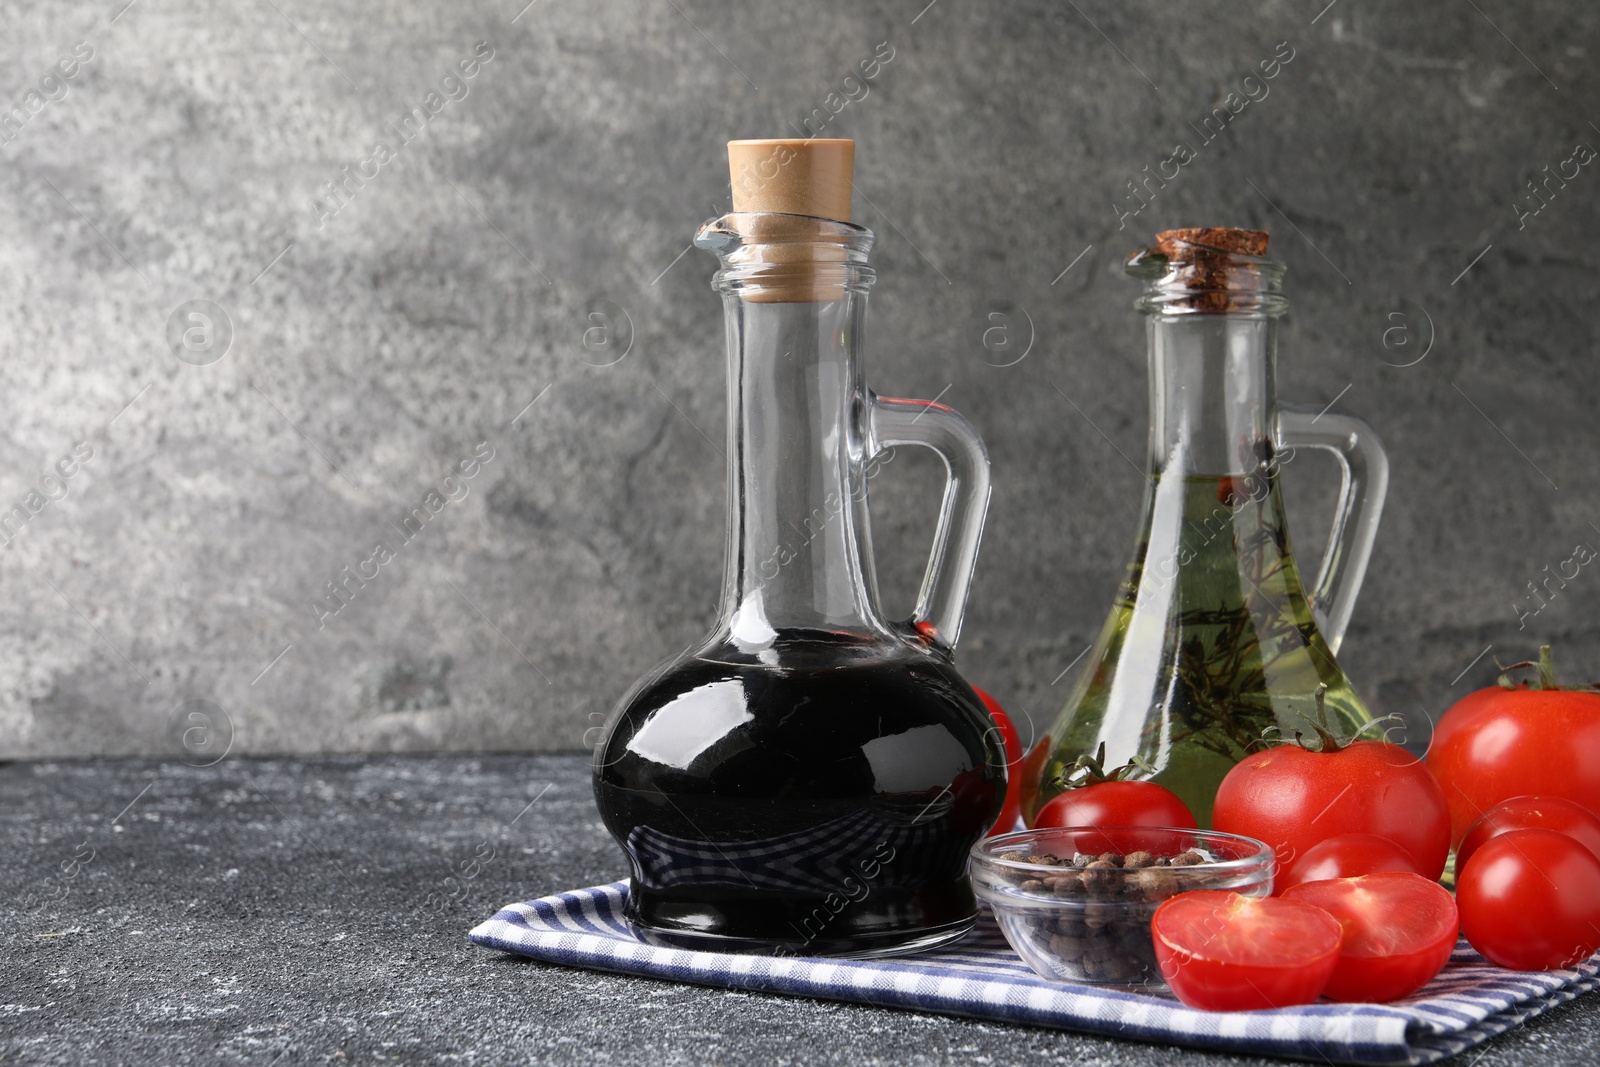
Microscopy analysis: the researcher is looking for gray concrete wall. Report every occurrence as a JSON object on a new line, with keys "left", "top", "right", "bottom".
{"left": 2, "top": 0, "right": 1596, "bottom": 760}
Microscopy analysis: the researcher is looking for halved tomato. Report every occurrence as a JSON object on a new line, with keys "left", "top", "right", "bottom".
{"left": 1151, "top": 891, "right": 1343, "bottom": 1011}
{"left": 1283, "top": 873, "right": 1459, "bottom": 1001}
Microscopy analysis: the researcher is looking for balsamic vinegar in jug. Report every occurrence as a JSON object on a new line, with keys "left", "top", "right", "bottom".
{"left": 594, "top": 138, "right": 1002, "bottom": 957}
{"left": 595, "top": 628, "right": 1001, "bottom": 956}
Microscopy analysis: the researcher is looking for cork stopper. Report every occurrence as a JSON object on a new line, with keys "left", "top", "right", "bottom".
{"left": 1147, "top": 228, "right": 1272, "bottom": 313}
{"left": 728, "top": 139, "right": 853, "bottom": 219}
{"left": 723, "top": 139, "right": 857, "bottom": 303}
{"left": 1154, "top": 228, "right": 1269, "bottom": 258}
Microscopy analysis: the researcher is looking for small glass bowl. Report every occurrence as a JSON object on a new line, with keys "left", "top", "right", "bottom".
{"left": 971, "top": 826, "right": 1274, "bottom": 988}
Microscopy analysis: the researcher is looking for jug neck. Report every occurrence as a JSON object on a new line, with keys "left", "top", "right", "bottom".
{"left": 1129, "top": 233, "right": 1290, "bottom": 477}
{"left": 696, "top": 214, "right": 890, "bottom": 651}
{"left": 1145, "top": 315, "right": 1281, "bottom": 476}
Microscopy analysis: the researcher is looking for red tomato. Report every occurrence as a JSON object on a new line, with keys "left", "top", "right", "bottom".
{"left": 1276, "top": 833, "right": 1425, "bottom": 893}
{"left": 1030, "top": 740, "right": 1197, "bottom": 830}
{"left": 1457, "top": 828, "right": 1600, "bottom": 970}
{"left": 1213, "top": 739, "right": 1450, "bottom": 882}
{"left": 1151, "top": 891, "right": 1343, "bottom": 1011}
{"left": 1034, "top": 780, "right": 1197, "bottom": 830}
{"left": 1457, "top": 796, "right": 1600, "bottom": 873}
{"left": 1427, "top": 647, "right": 1600, "bottom": 846}
{"left": 1283, "top": 873, "right": 1458, "bottom": 1001}
{"left": 974, "top": 686, "right": 1023, "bottom": 836}
{"left": 1017, "top": 734, "right": 1054, "bottom": 826}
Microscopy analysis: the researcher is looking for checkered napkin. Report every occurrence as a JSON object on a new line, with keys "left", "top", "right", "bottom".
{"left": 469, "top": 882, "right": 1600, "bottom": 1065}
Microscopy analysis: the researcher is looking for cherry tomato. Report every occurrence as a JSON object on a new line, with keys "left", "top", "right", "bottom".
{"left": 1276, "top": 833, "right": 1425, "bottom": 893}
{"left": 1151, "top": 890, "right": 1343, "bottom": 1011}
{"left": 1428, "top": 647, "right": 1600, "bottom": 846}
{"left": 1034, "top": 779, "right": 1197, "bottom": 830}
{"left": 1030, "top": 740, "right": 1197, "bottom": 830}
{"left": 975, "top": 686, "right": 1023, "bottom": 836}
{"left": 1457, "top": 828, "right": 1600, "bottom": 971}
{"left": 1283, "top": 873, "right": 1458, "bottom": 1001}
{"left": 1214, "top": 739, "right": 1450, "bottom": 882}
{"left": 1457, "top": 796, "right": 1600, "bottom": 873}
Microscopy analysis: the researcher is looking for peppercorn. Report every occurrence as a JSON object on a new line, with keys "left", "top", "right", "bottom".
{"left": 997, "top": 844, "right": 1227, "bottom": 986}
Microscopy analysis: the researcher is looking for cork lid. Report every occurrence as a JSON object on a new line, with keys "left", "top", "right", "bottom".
{"left": 728, "top": 139, "right": 854, "bottom": 220}
{"left": 1154, "top": 228, "right": 1269, "bottom": 258}
{"left": 1144, "top": 228, "right": 1273, "bottom": 313}
{"left": 722, "top": 139, "right": 857, "bottom": 303}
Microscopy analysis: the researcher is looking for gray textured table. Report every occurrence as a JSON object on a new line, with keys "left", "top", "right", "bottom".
{"left": 4, "top": 754, "right": 1596, "bottom": 1065}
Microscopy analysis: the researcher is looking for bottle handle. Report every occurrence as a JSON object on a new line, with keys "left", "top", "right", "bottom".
{"left": 868, "top": 393, "right": 992, "bottom": 650}
{"left": 1275, "top": 405, "right": 1390, "bottom": 654}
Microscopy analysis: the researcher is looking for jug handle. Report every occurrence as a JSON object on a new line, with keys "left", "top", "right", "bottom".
{"left": 1275, "top": 405, "right": 1390, "bottom": 654}
{"left": 868, "top": 393, "right": 992, "bottom": 650}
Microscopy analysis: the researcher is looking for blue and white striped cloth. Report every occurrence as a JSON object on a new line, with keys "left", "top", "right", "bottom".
{"left": 469, "top": 882, "right": 1600, "bottom": 1065}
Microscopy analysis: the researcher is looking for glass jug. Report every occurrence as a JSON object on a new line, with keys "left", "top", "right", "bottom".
{"left": 1026, "top": 228, "right": 1389, "bottom": 828}
{"left": 593, "top": 140, "right": 1002, "bottom": 957}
